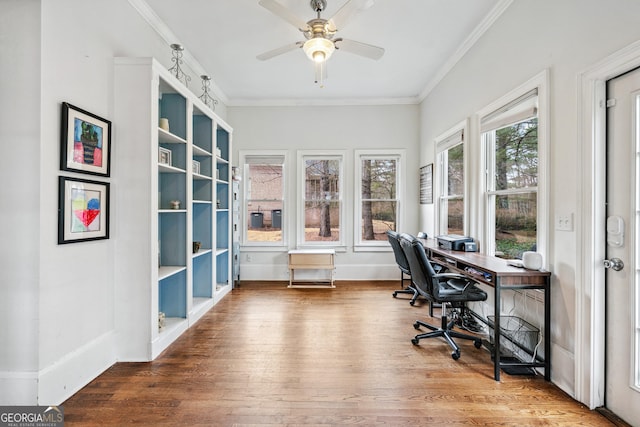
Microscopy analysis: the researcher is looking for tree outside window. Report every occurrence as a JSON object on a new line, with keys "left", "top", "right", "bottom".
{"left": 303, "top": 157, "right": 342, "bottom": 243}
{"left": 488, "top": 118, "right": 538, "bottom": 258}
{"left": 361, "top": 158, "right": 397, "bottom": 241}
{"left": 439, "top": 142, "right": 464, "bottom": 235}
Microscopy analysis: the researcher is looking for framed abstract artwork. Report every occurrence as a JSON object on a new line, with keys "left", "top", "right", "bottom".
{"left": 60, "top": 102, "right": 112, "bottom": 177}
{"left": 58, "top": 176, "right": 110, "bottom": 244}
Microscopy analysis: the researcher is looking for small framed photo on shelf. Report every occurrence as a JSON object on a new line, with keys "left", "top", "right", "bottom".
{"left": 192, "top": 160, "right": 201, "bottom": 175}
{"left": 158, "top": 147, "right": 172, "bottom": 166}
{"left": 58, "top": 176, "right": 110, "bottom": 244}
{"left": 60, "top": 102, "right": 112, "bottom": 177}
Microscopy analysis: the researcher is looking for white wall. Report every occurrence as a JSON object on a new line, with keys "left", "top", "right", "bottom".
{"left": 419, "top": 0, "right": 640, "bottom": 398}
{"left": 1, "top": 0, "right": 229, "bottom": 405}
{"left": 0, "top": 0, "right": 42, "bottom": 405}
{"left": 227, "top": 104, "right": 420, "bottom": 281}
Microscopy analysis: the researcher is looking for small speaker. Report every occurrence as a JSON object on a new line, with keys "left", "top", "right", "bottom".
{"left": 522, "top": 251, "right": 543, "bottom": 270}
{"left": 464, "top": 242, "right": 477, "bottom": 252}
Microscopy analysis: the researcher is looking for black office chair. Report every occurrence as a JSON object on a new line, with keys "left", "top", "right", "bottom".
{"left": 387, "top": 230, "right": 420, "bottom": 305}
{"left": 399, "top": 233, "right": 487, "bottom": 360}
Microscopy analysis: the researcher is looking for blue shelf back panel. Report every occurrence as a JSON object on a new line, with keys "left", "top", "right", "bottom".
{"left": 193, "top": 114, "right": 213, "bottom": 153}
{"left": 160, "top": 172, "right": 186, "bottom": 207}
{"left": 216, "top": 182, "right": 229, "bottom": 209}
{"left": 194, "top": 155, "right": 212, "bottom": 177}
{"left": 159, "top": 212, "right": 187, "bottom": 266}
{"left": 216, "top": 250, "right": 229, "bottom": 284}
{"left": 159, "top": 141, "right": 187, "bottom": 171}
{"left": 216, "top": 128, "right": 229, "bottom": 160}
{"left": 193, "top": 253, "right": 213, "bottom": 298}
{"left": 160, "top": 94, "right": 187, "bottom": 140}
{"left": 159, "top": 270, "right": 187, "bottom": 317}
{"left": 193, "top": 179, "right": 212, "bottom": 202}
{"left": 216, "top": 210, "right": 229, "bottom": 248}
{"left": 193, "top": 204, "right": 213, "bottom": 248}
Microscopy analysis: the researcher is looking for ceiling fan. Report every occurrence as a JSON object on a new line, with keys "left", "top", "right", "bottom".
{"left": 257, "top": 0, "right": 385, "bottom": 85}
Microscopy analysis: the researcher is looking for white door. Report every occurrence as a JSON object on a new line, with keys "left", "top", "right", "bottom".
{"left": 605, "top": 68, "right": 640, "bottom": 425}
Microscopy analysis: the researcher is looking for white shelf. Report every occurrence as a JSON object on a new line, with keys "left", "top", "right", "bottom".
{"left": 158, "top": 265, "right": 187, "bottom": 280}
{"left": 158, "top": 209, "right": 187, "bottom": 214}
{"left": 193, "top": 145, "right": 212, "bottom": 157}
{"left": 193, "top": 249, "right": 212, "bottom": 258}
{"left": 158, "top": 128, "right": 187, "bottom": 144}
{"left": 216, "top": 248, "right": 229, "bottom": 256}
{"left": 159, "top": 163, "right": 186, "bottom": 174}
{"left": 193, "top": 172, "right": 212, "bottom": 181}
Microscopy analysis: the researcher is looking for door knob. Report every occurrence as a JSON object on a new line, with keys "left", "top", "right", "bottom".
{"left": 603, "top": 258, "right": 624, "bottom": 271}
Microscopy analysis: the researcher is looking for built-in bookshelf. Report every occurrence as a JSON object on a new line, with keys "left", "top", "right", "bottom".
{"left": 114, "top": 57, "right": 233, "bottom": 361}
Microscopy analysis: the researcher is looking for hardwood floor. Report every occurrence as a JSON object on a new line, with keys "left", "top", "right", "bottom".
{"left": 63, "top": 281, "right": 617, "bottom": 426}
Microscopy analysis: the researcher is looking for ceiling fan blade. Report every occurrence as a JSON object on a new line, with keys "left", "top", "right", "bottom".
{"left": 335, "top": 38, "right": 384, "bottom": 60}
{"left": 258, "top": 0, "right": 309, "bottom": 31}
{"left": 327, "top": 0, "right": 375, "bottom": 32}
{"left": 256, "top": 42, "right": 303, "bottom": 61}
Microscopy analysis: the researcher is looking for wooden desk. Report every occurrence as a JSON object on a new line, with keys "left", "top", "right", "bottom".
{"left": 422, "top": 239, "right": 551, "bottom": 381}
{"left": 288, "top": 249, "right": 335, "bottom": 288}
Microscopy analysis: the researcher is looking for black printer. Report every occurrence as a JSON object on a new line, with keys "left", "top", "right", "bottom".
{"left": 436, "top": 234, "right": 475, "bottom": 251}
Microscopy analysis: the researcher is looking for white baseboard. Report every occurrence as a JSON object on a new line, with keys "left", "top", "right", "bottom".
{"left": 239, "top": 263, "right": 399, "bottom": 281}
{"left": 550, "top": 342, "right": 575, "bottom": 398}
{"left": 38, "top": 331, "right": 117, "bottom": 405}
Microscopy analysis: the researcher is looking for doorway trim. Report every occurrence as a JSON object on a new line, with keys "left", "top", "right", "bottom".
{"left": 577, "top": 39, "right": 640, "bottom": 409}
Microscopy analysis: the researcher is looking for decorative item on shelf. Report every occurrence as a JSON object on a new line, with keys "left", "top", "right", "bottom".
{"left": 159, "top": 117, "right": 170, "bottom": 132}
{"left": 167, "top": 43, "right": 191, "bottom": 87}
{"left": 192, "top": 160, "right": 200, "bottom": 175}
{"left": 232, "top": 166, "right": 242, "bottom": 181}
{"left": 158, "top": 311, "right": 166, "bottom": 331}
{"left": 217, "top": 199, "right": 221, "bottom": 209}
{"left": 193, "top": 241, "right": 201, "bottom": 253}
{"left": 198, "top": 75, "right": 219, "bottom": 111}
{"left": 170, "top": 200, "right": 180, "bottom": 210}
{"left": 216, "top": 169, "right": 220, "bottom": 180}
{"left": 158, "top": 147, "right": 172, "bottom": 165}
{"left": 215, "top": 147, "right": 222, "bottom": 158}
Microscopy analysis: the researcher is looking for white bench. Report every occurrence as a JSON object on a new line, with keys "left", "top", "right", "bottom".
{"left": 288, "top": 249, "right": 335, "bottom": 288}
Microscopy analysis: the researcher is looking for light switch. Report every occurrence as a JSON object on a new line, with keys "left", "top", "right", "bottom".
{"left": 555, "top": 213, "right": 573, "bottom": 231}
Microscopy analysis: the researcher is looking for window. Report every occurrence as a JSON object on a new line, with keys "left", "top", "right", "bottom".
{"left": 482, "top": 88, "right": 541, "bottom": 259}
{"left": 355, "top": 150, "right": 404, "bottom": 248}
{"left": 436, "top": 127, "right": 465, "bottom": 236}
{"left": 298, "top": 152, "right": 345, "bottom": 247}
{"left": 240, "top": 152, "right": 286, "bottom": 246}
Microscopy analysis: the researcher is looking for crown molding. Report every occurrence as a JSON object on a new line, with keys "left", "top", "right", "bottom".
{"left": 127, "top": 0, "right": 230, "bottom": 106}
{"left": 226, "top": 96, "right": 421, "bottom": 107}
{"left": 418, "top": 0, "right": 514, "bottom": 102}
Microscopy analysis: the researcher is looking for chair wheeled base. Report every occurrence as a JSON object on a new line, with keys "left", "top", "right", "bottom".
{"left": 411, "top": 311, "right": 482, "bottom": 360}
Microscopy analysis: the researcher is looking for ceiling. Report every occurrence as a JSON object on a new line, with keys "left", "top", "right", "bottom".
{"left": 139, "top": 0, "right": 508, "bottom": 105}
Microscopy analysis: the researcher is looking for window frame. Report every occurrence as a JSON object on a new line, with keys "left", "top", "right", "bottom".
{"left": 297, "top": 150, "right": 347, "bottom": 249}
{"left": 354, "top": 149, "right": 405, "bottom": 251}
{"left": 478, "top": 71, "right": 549, "bottom": 261}
{"left": 435, "top": 121, "right": 468, "bottom": 237}
{"left": 239, "top": 150, "right": 287, "bottom": 248}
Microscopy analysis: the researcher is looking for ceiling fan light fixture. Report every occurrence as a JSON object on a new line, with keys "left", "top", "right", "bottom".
{"left": 303, "top": 37, "right": 335, "bottom": 63}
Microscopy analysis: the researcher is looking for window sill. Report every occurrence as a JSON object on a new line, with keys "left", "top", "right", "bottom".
{"left": 353, "top": 245, "right": 393, "bottom": 253}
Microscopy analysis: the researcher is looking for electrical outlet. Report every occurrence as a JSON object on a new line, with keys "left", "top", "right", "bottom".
{"left": 555, "top": 213, "right": 574, "bottom": 231}
{"left": 246, "top": 254, "right": 252, "bottom": 262}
